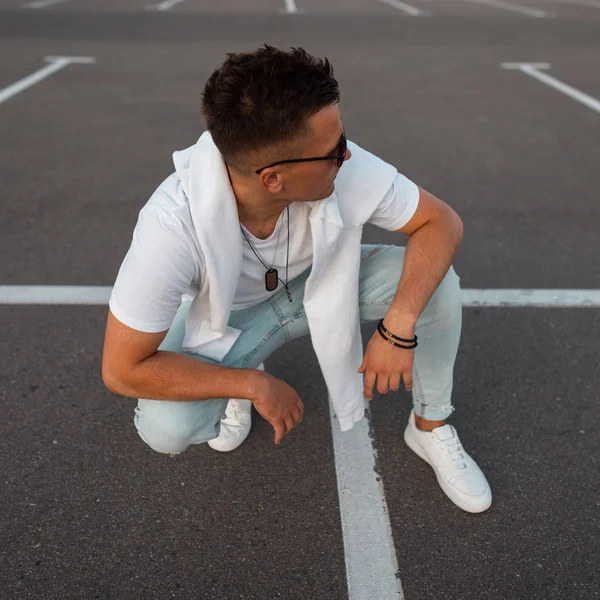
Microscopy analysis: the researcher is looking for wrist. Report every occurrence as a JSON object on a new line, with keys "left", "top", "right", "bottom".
{"left": 382, "top": 309, "right": 418, "bottom": 333}
{"left": 244, "top": 369, "right": 269, "bottom": 404}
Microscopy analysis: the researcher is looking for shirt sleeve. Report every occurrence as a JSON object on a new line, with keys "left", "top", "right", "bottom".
{"left": 367, "top": 172, "right": 420, "bottom": 231}
{"left": 109, "top": 207, "right": 200, "bottom": 333}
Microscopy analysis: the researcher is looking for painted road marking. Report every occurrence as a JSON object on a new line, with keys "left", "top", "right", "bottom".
{"left": 502, "top": 63, "right": 600, "bottom": 114}
{"left": 460, "top": 0, "right": 552, "bottom": 16}
{"left": 2, "top": 286, "right": 600, "bottom": 307}
{"left": 147, "top": 0, "right": 188, "bottom": 11}
{"left": 280, "top": 0, "right": 302, "bottom": 13}
{"left": 0, "top": 56, "right": 95, "bottom": 106}
{"left": 0, "top": 286, "right": 112, "bottom": 304}
{"left": 379, "top": 0, "right": 428, "bottom": 16}
{"left": 462, "top": 289, "right": 600, "bottom": 307}
{"left": 23, "top": 0, "right": 72, "bottom": 8}
{"left": 330, "top": 401, "right": 403, "bottom": 600}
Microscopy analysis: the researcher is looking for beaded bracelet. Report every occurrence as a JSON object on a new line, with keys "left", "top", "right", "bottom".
{"left": 377, "top": 319, "right": 418, "bottom": 350}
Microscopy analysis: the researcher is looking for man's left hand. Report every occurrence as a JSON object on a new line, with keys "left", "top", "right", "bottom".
{"left": 358, "top": 326, "right": 415, "bottom": 401}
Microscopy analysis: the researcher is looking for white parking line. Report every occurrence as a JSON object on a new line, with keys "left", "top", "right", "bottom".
{"left": 501, "top": 63, "right": 600, "bottom": 114}
{"left": 23, "top": 0, "right": 72, "bottom": 8}
{"left": 0, "top": 56, "right": 95, "bottom": 106}
{"left": 147, "top": 0, "right": 188, "bottom": 11}
{"left": 459, "top": 0, "right": 552, "bottom": 17}
{"left": 330, "top": 402, "right": 403, "bottom": 600}
{"left": 2, "top": 286, "right": 600, "bottom": 306}
{"left": 0, "top": 286, "right": 112, "bottom": 304}
{"left": 462, "top": 289, "right": 600, "bottom": 307}
{"left": 378, "top": 0, "right": 428, "bottom": 16}
{"left": 281, "top": 0, "right": 302, "bottom": 13}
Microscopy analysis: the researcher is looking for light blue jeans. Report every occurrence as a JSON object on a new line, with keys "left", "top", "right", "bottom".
{"left": 135, "top": 244, "right": 462, "bottom": 454}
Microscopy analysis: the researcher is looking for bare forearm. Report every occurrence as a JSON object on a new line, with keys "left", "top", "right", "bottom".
{"left": 106, "top": 350, "right": 262, "bottom": 402}
{"left": 386, "top": 214, "right": 463, "bottom": 326}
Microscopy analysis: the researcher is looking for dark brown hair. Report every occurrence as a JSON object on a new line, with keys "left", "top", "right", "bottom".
{"left": 201, "top": 44, "right": 340, "bottom": 170}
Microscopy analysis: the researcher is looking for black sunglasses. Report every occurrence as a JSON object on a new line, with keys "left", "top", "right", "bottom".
{"left": 255, "top": 132, "right": 347, "bottom": 175}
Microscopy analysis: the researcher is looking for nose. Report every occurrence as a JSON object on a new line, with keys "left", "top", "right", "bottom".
{"left": 344, "top": 147, "right": 352, "bottom": 161}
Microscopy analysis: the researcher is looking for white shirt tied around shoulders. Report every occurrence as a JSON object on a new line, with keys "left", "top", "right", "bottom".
{"left": 109, "top": 132, "right": 419, "bottom": 431}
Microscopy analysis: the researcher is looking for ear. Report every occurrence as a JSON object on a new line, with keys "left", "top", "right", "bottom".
{"left": 259, "top": 169, "right": 284, "bottom": 194}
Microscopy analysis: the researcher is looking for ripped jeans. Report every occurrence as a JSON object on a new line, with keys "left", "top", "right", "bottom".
{"left": 134, "top": 244, "right": 462, "bottom": 454}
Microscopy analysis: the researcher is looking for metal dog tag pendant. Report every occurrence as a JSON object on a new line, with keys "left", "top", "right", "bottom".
{"left": 265, "top": 268, "right": 279, "bottom": 291}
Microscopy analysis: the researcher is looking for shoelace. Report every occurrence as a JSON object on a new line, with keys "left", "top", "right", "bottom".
{"left": 436, "top": 435, "right": 469, "bottom": 472}
{"left": 225, "top": 401, "right": 250, "bottom": 423}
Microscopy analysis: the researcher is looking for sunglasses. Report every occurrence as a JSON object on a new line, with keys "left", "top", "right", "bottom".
{"left": 255, "top": 132, "right": 347, "bottom": 175}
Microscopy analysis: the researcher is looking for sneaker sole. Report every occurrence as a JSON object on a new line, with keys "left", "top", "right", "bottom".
{"left": 404, "top": 426, "right": 492, "bottom": 514}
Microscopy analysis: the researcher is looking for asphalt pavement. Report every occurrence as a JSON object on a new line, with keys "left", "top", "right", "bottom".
{"left": 1, "top": 1, "right": 599, "bottom": 599}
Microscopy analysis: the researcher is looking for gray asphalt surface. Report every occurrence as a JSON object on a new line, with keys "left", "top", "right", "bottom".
{"left": 1, "top": 1, "right": 599, "bottom": 599}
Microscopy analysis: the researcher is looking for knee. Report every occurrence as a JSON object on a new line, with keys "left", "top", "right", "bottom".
{"left": 134, "top": 403, "right": 214, "bottom": 455}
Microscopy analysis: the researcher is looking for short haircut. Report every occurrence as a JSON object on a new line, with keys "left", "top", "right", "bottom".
{"left": 201, "top": 44, "right": 340, "bottom": 172}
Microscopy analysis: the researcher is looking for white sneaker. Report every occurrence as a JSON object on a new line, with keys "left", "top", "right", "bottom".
{"left": 207, "top": 363, "right": 264, "bottom": 453}
{"left": 404, "top": 410, "right": 492, "bottom": 513}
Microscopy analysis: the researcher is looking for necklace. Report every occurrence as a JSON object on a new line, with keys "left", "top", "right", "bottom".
{"left": 240, "top": 205, "right": 292, "bottom": 302}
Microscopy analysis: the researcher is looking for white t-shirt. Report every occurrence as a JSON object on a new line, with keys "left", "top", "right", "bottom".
{"left": 109, "top": 172, "right": 419, "bottom": 333}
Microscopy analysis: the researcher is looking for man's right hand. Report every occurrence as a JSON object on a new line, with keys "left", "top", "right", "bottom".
{"left": 250, "top": 373, "right": 304, "bottom": 445}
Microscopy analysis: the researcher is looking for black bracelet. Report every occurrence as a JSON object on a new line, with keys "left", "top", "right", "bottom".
{"left": 376, "top": 325, "right": 418, "bottom": 349}
{"left": 377, "top": 319, "right": 418, "bottom": 344}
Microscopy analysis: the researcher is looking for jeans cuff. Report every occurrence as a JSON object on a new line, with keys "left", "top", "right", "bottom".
{"left": 413, "top": 400, "right": 455, "bottom": 421}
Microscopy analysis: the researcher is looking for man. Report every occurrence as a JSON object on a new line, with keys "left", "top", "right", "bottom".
{"left": 102, "top": 45, "right": 491, "bottom": 513}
